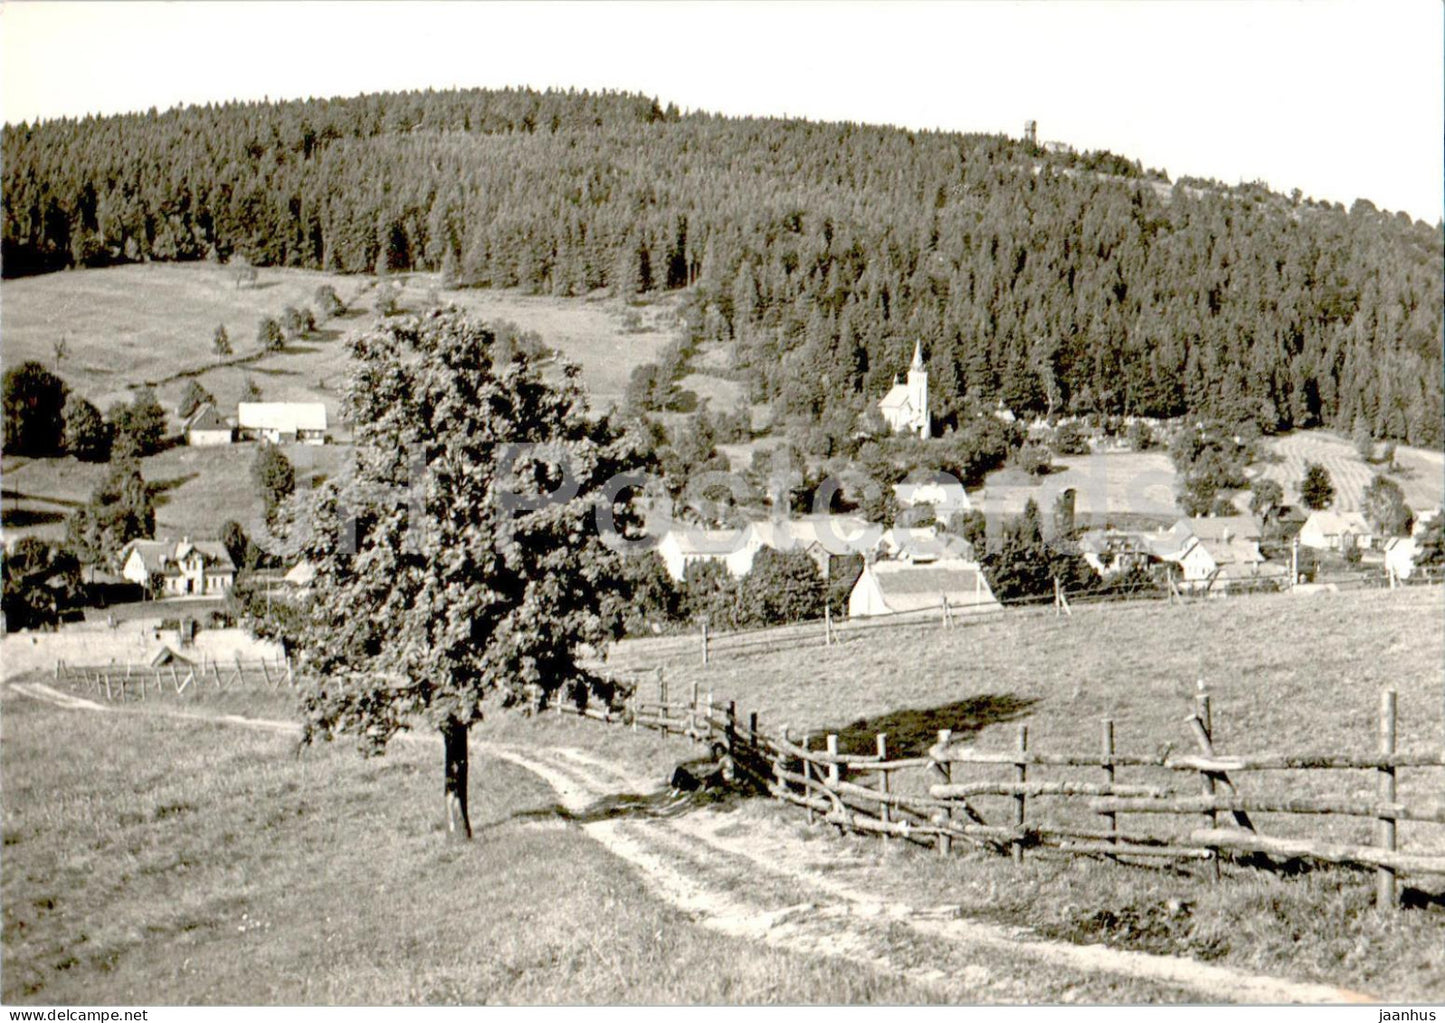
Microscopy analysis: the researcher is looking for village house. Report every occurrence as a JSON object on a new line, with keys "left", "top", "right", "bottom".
{"left": 1172, "top": 534, "right": 1285, "bottom": 594}
{"left": 1077, "top": 529, "right": 1157, "bottom": 577}
{"left": 848, "top": 557, "right": 999, "bottom": 618}
{"left": 892, "top": 474, "right": 972, "bottom": 518}
{"left": 877, "top": 341, "right": 929, "bottom": 438}
{"left": 184, "top": 403, "right": 234, "bottom": 446}
{"left": 656, "top": 524, "right": 767, "bottom": 582}
{"left": 118, "top": 538, "right": 236, "bottom": 596}
{"left": 1383, "top": 537, "right": 1418, "bottom": 581}
{"left": 1297, "top": 510, "right": 1374, "bottom": 551}
{"left": 237, "top": 402, "right": 328, "bottom": 444}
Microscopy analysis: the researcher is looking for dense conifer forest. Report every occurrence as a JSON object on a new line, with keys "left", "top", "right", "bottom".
{"left": 4, "top": 87, "right": 1440, "bottom": 445}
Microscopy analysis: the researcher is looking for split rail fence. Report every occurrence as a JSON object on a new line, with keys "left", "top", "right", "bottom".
{"left": 566, "top": 674, "right": 1445, "bottom": 911}
{"left": 53, "top": 657, "right": 295, "bottom": 701}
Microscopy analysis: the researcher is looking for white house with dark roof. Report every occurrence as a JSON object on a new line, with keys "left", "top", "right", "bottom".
{"left": 877, "top": 342, "right": 929, "bottom": 438}
{"left": 848, "top": 557, "right": 999, "bottom": 617}
{"left": 184, "top": 403, "right": 234, "bottom": 446}
{"left": 237, "top": 402, "right": 328, "bottom": 445}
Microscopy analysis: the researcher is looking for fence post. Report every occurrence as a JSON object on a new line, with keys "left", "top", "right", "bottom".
{"left": 933, "top": 729, "right": 953, "bottom": 856}
{"left": 826, "top": 734, "right": 842, "bottom": 833}
{"left": 704, "top": 692, "right": 714, "bottom": 742}
{"left": 749, "top": 711, "right": 759, "bottom": 752}
{"left": 726, "top": 701, "right": 738, "bottom": 758}
{"left": 1101, "top": 718, "right": 1117, "bottom": 851}
{"left": 1377, "top": 689, "right": 1398, "bottom": 912}
{"left": 1013, "top": 724, "right": 1028, "bottom": 864}
{"left": 877, "top": 733, "right": 891, "bottom": 838}
{"left": 801, "top": 732, "right": 815, "bottom": 824}
{"left": 701, "top": 622, "right": 710, "bottom": 666}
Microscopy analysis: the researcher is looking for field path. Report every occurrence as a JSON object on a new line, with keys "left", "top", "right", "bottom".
{"left": 7, "top": 680, "right": 1377, "bottom": 1004}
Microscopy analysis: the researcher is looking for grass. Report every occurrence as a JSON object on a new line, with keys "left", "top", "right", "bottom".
{"left": 2, "top": 265, "right": 682, "bottom": 546}
{"left": 601, "top": 587, "right": 1445, "bottom": 999}
{"left": 1255, "top": 429, "right": 1443, "bottom": 514}
{"left": 976, "top": 450, "right": 1180, "bottom": 519}
{"left": 3, "top": 441, "right": 352, "bottom": 543}
{"left": 0, "top": 693, "right": 934, "bottom": 1005}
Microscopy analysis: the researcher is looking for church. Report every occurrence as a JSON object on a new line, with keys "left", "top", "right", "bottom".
{"left": 877, "top": 341, "right": 930, "bottom": 438}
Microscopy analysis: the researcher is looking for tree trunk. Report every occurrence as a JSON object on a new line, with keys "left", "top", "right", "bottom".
{"left": 442, "top": 719, "right": 472, "bottom": 841}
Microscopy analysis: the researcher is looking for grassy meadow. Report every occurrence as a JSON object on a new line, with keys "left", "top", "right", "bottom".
{"left": 0, "top": 693, "right": 933, "bottom": 1005}
{"left": 604, "top": 587, "right": 1445, "bottom": 998}
{"left": 1, "top": 264, "right": 682, "bottom": 546}
{"left": 1254, "top": 430, "right": 1444, "bottom": 515}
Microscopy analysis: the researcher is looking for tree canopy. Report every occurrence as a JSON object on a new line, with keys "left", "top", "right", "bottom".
{"left": 280, "top": 310, "right": 647, "bottom": 839}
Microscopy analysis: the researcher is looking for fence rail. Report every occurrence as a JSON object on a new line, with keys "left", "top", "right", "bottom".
{"left": 54, "top": 657, "right": 294, "bottom": 700}
{"left": 562, "top": 675, "right": 1444, "bottom": 912}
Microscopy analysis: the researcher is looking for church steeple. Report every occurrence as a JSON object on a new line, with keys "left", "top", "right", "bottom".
{"left": 910, "top": 340, "right": 924, "bottom": 372}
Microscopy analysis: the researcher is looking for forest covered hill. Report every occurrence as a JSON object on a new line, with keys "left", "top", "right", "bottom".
{"left": 4, "top": 87, "right": 1440, "bottom": 445}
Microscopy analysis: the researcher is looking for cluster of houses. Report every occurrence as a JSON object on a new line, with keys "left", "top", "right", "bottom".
{"left": 185, "top": 402, "right": 329, "bottom": 446}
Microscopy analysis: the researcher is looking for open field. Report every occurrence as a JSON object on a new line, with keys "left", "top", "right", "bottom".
{"left": 976, "top": 451, "right": 1179, "bottom": 520}
{"left": 0, "top": 692, "right": 941, "bottom": 1005}
{"left": 3, "top": 442, "right": 351, "bottom": 544}
{"left": 2, "top": 264, "right": 682, "bottom": 421}
{"left": 1253, "top": 430, "right": 1444, "bottom": 515}
{"left": 2, "top": 264, "right": 684, "bottom": 545}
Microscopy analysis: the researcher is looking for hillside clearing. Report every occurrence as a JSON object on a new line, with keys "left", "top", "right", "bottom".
{"left": 976, "top": 451, "right": 1178, "bottom": 520}
{"left": 0, "top": 264, "right": 681, "bottom": 423}
{"left": 1254, "top": 430, "right": 1443, "bottom": 514}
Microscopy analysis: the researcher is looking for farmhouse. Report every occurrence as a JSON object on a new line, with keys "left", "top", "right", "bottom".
{"left": 656, "top": 524, "right": 765, "bottom": 582}
{"left": 237, "top": 402, "right": 328, "bottom": 444}
{"left": 1298, "top": 510, "right": 1374, "bottom": 551}
{"left": 1172, "top": 535, "right": 1285, "bottom": 594}
{"left": 119, "top": 537, "right": 236, "bottom": 596}
{"left": 184, "top": 403, "right": 234, "bottom": 446}
{"left": 848, "top": 557, "right": 999, "bottom": 618}
{"left": 877, "top": 341, "right": 929, "bottom": 438}
{"left": 1077, "top": 529, "right": 1157, "bottom": 577}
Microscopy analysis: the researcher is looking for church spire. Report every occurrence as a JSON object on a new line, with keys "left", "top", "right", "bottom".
{"left": 910, "top": 340, "right": 924, "bottom": 371}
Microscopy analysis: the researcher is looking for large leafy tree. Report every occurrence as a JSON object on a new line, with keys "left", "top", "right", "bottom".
{"left": 2, "top": 537, "right": 82, "bottom": 631}
{"left": 3, "top": 361, "right": 68, "bottom": 456}
{"left": 284, "top": 310, "right": 646, "bottom": 840}
{"left": 251, "top": 443, "right": 295, "bottom": 523}
{"left": 63, "top": 395, "right": 112, "bottom": 462}
{"left": 738, "top": 548, "right": 825, "bottom": 627}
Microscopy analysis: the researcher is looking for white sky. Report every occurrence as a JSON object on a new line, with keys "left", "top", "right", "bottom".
{"left": 2, "top": 0, "right": 1441, "bottom": 222}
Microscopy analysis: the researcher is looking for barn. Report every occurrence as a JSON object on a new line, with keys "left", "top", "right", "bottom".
{"left": 848, "top": 558, "right": 999, "bottom": 618}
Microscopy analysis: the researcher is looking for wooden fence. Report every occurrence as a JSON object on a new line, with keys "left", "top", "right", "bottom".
{"left": 564, "top": 676, "right": 1445, "bottom": 912}
{"left": 54, "top": 657, "right": 294, "bottom": 701}
{"left": 611, "top": 581, "right": 1243, "bottom": 668}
